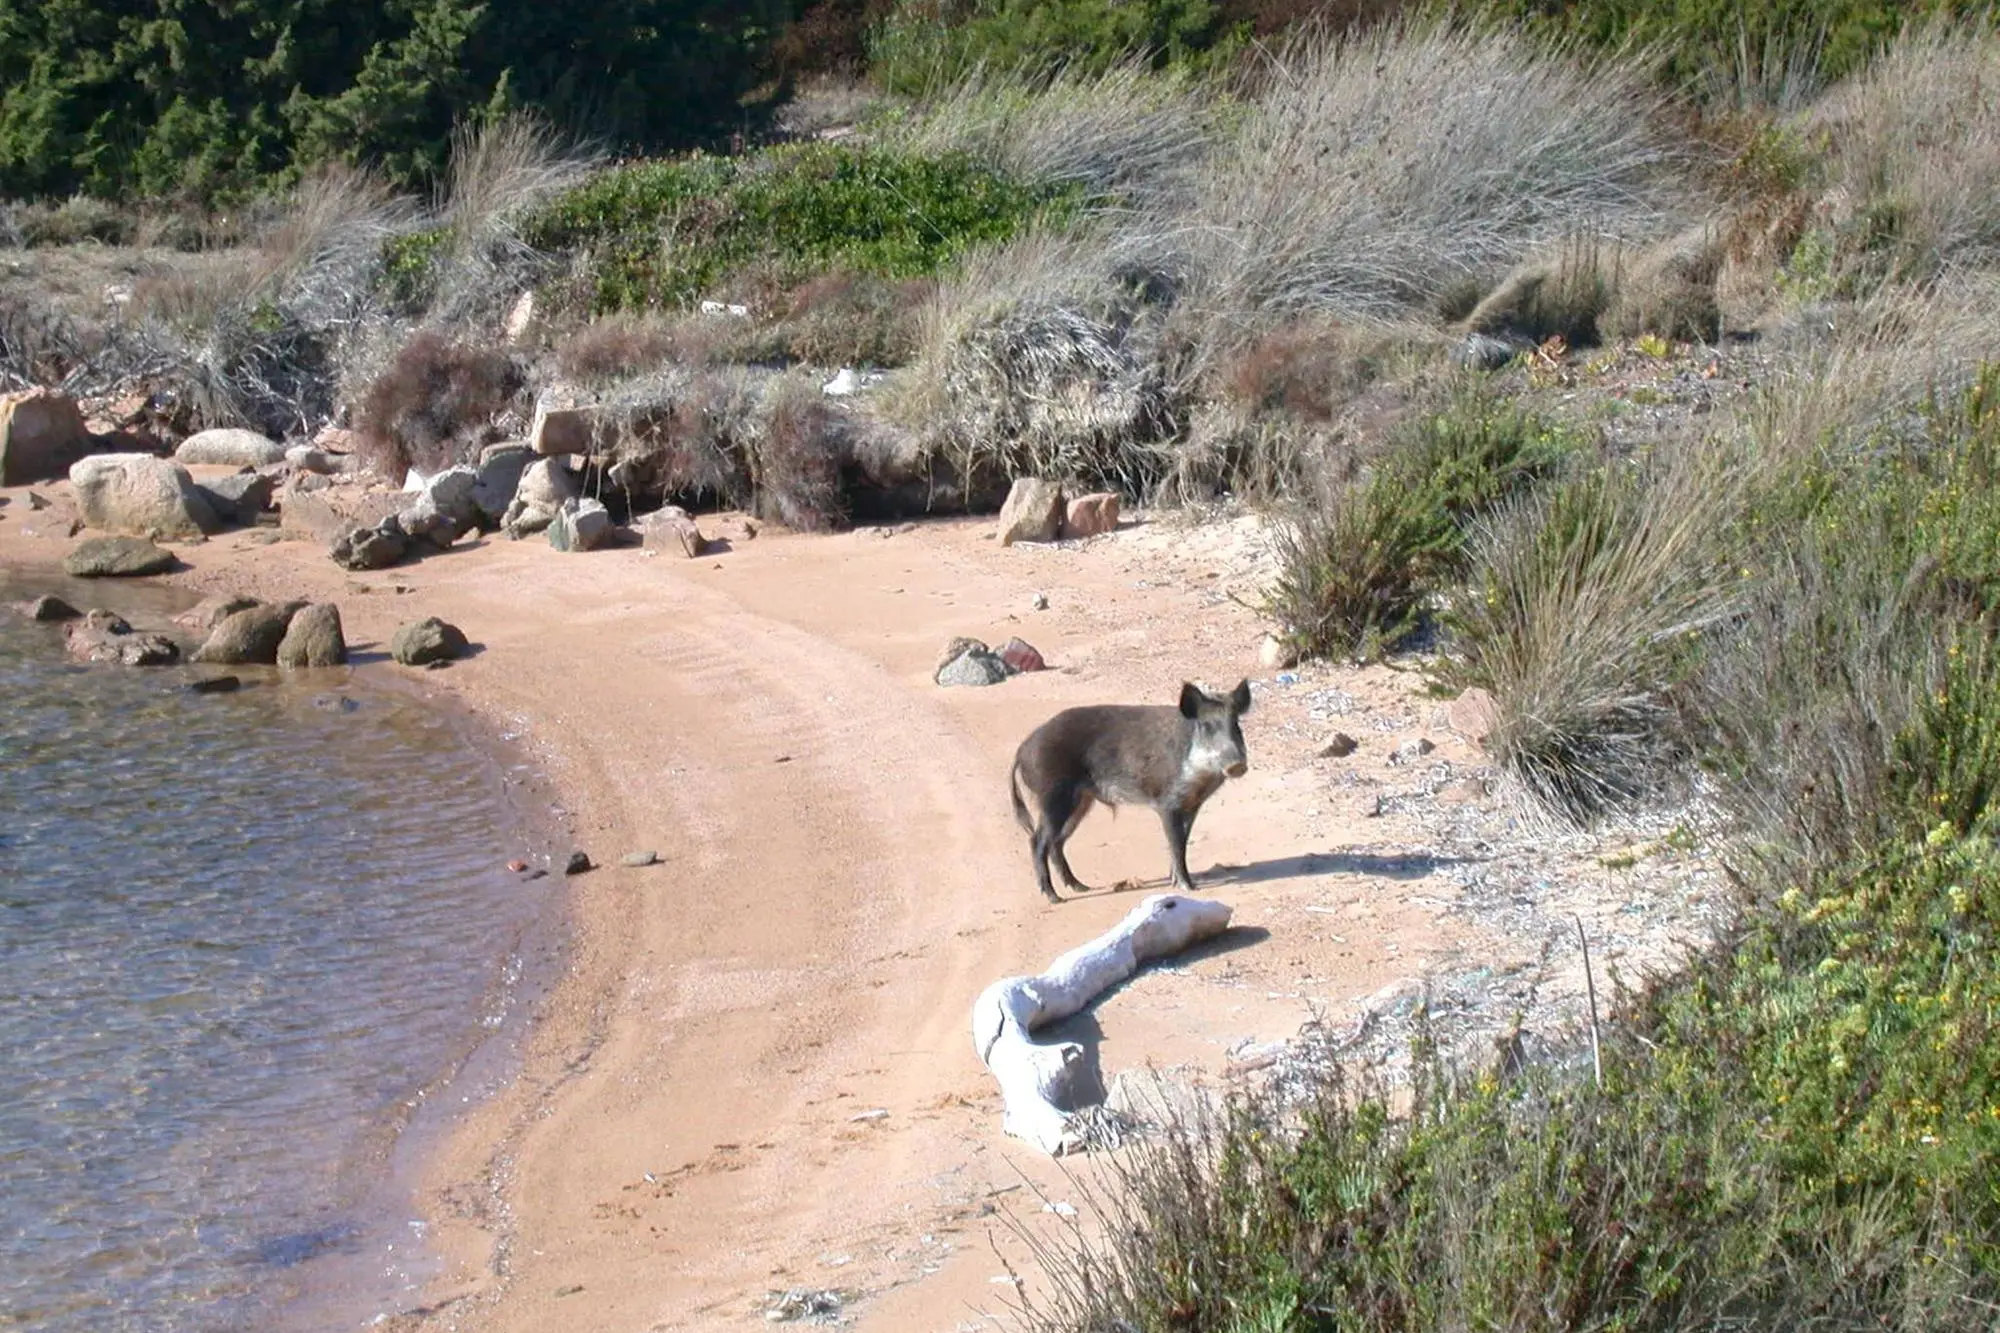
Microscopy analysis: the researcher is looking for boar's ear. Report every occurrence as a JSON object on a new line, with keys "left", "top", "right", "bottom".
{"left": 1178, "top": 681, "right": 1203, "bottom": 718}
{"left": 1230, "top": 678, "right": 1253, "bottom": 714}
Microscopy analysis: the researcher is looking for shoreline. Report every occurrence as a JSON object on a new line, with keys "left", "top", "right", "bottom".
{"left": 2, "top": 479, "right": 1729, "bottom": 1331}
{"left": 0, "top": 546, "right": 579, "bottom": 1331}
{"left": 275, "top": 667, "right": 577, "bottom": 1332}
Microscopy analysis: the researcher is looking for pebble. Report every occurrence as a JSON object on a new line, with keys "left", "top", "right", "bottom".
{"left": 621, "top": 850, "right": 659, "bottom": 867}
{"left": 1390, "top": 737, "right": 1437, "bottom": 765}
{"left": 564, "top": 850, "right": 592, "bottom": 875}
{"left": 1320, "top": 733, "right": 1358, "bottom": 758}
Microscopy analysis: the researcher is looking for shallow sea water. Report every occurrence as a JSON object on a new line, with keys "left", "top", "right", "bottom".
{"left": 0, "top": 577, "right": 553, "bottom": 1331}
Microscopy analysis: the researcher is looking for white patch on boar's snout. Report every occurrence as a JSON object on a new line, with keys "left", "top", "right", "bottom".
{"left": 1184, "top": 720, "right": 1248, "bottom": 782}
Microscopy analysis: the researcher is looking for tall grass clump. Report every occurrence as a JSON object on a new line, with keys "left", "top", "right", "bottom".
{"left": 884, "top": 17, "right": 1701, "bottom": 501}
{"left": 153, "top": 162, "right": 414, "bottom": 436}
{"left": 874, "top": 225, "right": 1178, "bottom": 492}
{"left": 1261, "top": 385, "right": 1579, "bottom": 661}
{"left": 1444, "top": 444, "right": 1743, "bottom": 823}
{"left": 1799, "top": 19, "right": 2000, "bottom": 291}
{"left": 370, "top": 113, "right": 598, "bottom": 325}
{"left": 1159, "top": 18, "right": 1685, "bottom": 331}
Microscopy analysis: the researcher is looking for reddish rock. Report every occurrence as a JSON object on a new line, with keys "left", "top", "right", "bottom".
{"left": 63, "top": 609, "right": 180, "bottom": 666}
{"left": 1062, "top": 491, "right": 1121, "bottom": 539}
{"left": 1448, "top": 687, "right": 1498, "bottom": 748}
{"left": 998, "top": 636, "right": 1046, "bottom": 673}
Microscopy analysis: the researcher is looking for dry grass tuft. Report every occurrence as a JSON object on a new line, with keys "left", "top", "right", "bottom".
{"left": 752, "top": 372, "right": 852, "bottom": 531}
{"left": 3, "top": 195, "right": 133, "bottom": 248}
{"left": 761, "top": 271, "right": 931, "bottom": 368}
{"left": 1159, "top": 18, "right": 1688, "bottom": 327}
{"left": 1751, "top": 273, "right": 2000, "bottom": 465}
{"left": 878, "top": 227, "right": 1175, "bottom": 489}
{"left": 1807, "top": 19, "right": 2000, "bottom": 286}
{"left": 442, "top": 115, "right": 596, "bottom": 240}
{"left": 251, "top": 163, "right": 414, "bottom": 302}
{"left": 589, "top": 366, "right": 761, "bottom": 508}
{"left": 1219, "top": 318, "right": 1389, "bottom": 422}
{"left": 356, "top": 332, "right": 525, "bottom": 479}
{"left": 1601, "top": 223, "right": 1725, "bottom": 342}
{"left": 1447, "top": 444, "right": 1743, "bottom": 823}
{"left": 1463, "top": 234, "right": 1625, "bottom": 346}
{"left": 554, "top": 314, "right": 685, "bottom": 384}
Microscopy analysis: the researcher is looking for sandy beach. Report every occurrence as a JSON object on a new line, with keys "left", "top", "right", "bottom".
{"left": 0, "top": 479, "right": 1716, "bottom": 1331}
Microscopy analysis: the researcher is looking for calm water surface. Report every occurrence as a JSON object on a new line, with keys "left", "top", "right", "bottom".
{"left": 0, "top": 576, "right": 554, "bottom": 1331}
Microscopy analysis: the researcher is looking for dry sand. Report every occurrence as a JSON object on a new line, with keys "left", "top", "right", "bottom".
{"left": 0, "top": 482, "right": 1729, "bottom": 1331}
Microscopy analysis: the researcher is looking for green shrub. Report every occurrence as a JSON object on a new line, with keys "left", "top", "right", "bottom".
{"left": 379, "top": 227, "right": 452, "bottom": 312}
{"left": 1699, "top": 365, "right": 2000, "bottom": 866}
{"left": 1031, "top": 780, "right": 2000, "bottom": 1333}
{"left": 523, "top": 143, "right": 1078, "bottom": 315}
{"left": 0, "top": 0, "right": 793, "bottom": 202}
{"left": 1263, "top": 387, "right": 1578, "bottom": 660}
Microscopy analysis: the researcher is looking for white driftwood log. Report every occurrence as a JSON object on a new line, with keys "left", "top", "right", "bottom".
{"left": 971, "top": 893, "right": 1234, "bottom": 1155}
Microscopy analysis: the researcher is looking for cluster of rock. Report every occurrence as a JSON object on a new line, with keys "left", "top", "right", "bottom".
{"left": 12, "top": 579, "right": 473, "bottom": 676}
{"left": 4, "top": 585, "right": 344, "bottom": 670}
{"left": 63, "top": 608, "right": 182, "bottom": 666}
{"left": 174, "top": 595, "right": 349, "bottom": 668}
{"left": 324, "top": 431, "right": 714, "bottom": 571}
{"left": 936, "top": 635, "right": 1047, "bottom": 687}
{"left": 37, "top": 418, "right": 347, "bottom": 543}
{"left": 994, "top": 478, "right": 1122, "bottom": 547}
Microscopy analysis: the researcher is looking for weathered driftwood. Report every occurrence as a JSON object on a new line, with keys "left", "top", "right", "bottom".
{"left": 971, "top": 893, "right": 1234, "bottom": 1155}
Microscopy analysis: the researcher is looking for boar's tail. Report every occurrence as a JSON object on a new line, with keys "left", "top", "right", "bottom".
{"left": 1008, "top": 759, "right": 1035, "bottom": 835}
